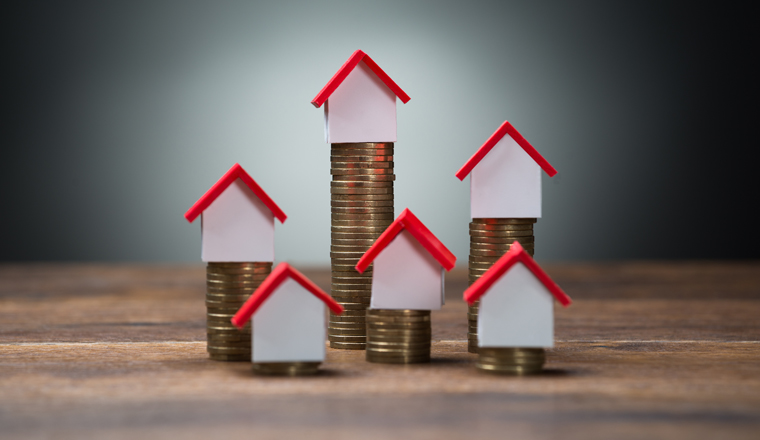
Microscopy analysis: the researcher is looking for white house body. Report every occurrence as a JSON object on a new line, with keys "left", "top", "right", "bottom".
{"left": 201, "top": 178, "right": 275, "bottom": 262}
{"left": 253, "top": 277, "right": 326, "bottom": 363}
{"left": 370, "top": 229, "right": 444, "bottom": 311}
{"left": 470, "top": 133, "right": 542, "bottom": 219}
{"left": 325, "top": 60, "right": 397, "bottom": 144}
{"left": 478, "top": 262, "right": 555, "bottom": 348}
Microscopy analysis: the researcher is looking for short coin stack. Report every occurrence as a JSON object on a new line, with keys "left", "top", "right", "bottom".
{"left": 252, "top": 362, "right": 320, "bottom": 376}
{"left": 330, "top": 142, "right": 395, "bottom": 350}
{"left": 476, "top": 347, "right": 545, "bottom": 374}
{"left": 366, "top": 309, "right": 431, "bottom": 364}
{"left": 206, "top": 262, "right": 272, "bottom": 361}
{"left": 468, "top": 218, "right": 536, "bottom": 354}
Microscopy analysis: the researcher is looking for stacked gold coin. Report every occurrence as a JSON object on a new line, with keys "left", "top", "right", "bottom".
{"left": 365, "top": 309, "right": 431, "bottom": 364}
{"left": 476, "top": 347, "right": 545, "bottom": 374}
{"left": 330, "top": 142, "right": 395, "bottom": 350}
{"left": 252, "top": 362, "right": 320, "bottom": 376}
{"left": 468, "top": 218, "right": 536, "bottom": 354}
{"left": 206, "top": 262, "right": 272, "bottom": 361}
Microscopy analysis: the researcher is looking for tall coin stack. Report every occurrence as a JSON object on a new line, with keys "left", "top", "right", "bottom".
{"left": 206, "top": 262, "right": 272, "bottom": 361}
{"left": 468, "top": 218, "right": 536, "bottom": 354}
{"left": 329, "top": 142, "right": 395, "bottom": 350}
{"left": 366, "top": 309, "right": 431, "bottom": 363}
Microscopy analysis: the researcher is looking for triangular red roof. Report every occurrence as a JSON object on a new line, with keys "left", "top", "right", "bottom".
{"left": 184, "top": 163, "right": 287, "bottom": 224}
{"left": 463, "top": 242, "right": 571, "bottom": 307}
{"left": 455, "top": 121, "right": 558, "bottom": 181}
{"left": 355, "top": 208, "right": 456, "bottom": 273}
{"left": 231, "top": 262, "right": 344, "bottom": 328}
{"left": 311, "top": 50, "right": 411, "bottom": 108}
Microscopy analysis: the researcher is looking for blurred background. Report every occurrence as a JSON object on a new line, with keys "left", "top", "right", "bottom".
{"left": 3, "top": 0, "right": 757, "bottom": 265}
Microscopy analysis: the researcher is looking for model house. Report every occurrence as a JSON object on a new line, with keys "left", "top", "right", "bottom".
{"left": 455, "top": 121, "right": 558, "bottom": 218}
{"left": 311, "top": 50, "right": 411, "bottom": 143}
{"left": 356, "top": 209, "right": 456, "bottom": 310}
{"left": 463, "top": 242, "right": 571, "bottom": 348}
{"left": 184, "top": 163, "right": 287, "bottom": 262}
{"left": 231, "top": 263, "right": 344, "bottom": 363}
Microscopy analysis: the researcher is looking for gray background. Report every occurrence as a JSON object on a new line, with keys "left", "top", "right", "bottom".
{"left": 3, "top": 0, "right": 757, "bottom": 265}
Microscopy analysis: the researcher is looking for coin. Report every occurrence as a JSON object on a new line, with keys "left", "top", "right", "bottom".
{"left": 331, "top": 149, "right": 393, "bottom": 156}
{"left": 471, "top": 218, "right": 536, "bottom": 225}
{"left": 332, "top": 174, "right": 396, "bottom": 182}
{"left": 329, "top": 341, "right": 366, "bottom": 350}
{"left": 331, "top": 155, "right": 394, "bottom": 162}
{"left": 330, "top": 160, "right": 392, "bottom": 168}
{"left": 252, "top": 361, "right": 321, "bottom": 376}
{"left": 328, "top": 328, "right": 366, "bottom": 336}
{"left": 331, "top": 199, "right": 394, "bottom": 207}
{"left": 209, "top": 353, "right": 249, "bottom": 361}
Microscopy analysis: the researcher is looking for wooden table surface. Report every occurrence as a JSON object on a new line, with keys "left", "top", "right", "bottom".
{"left": 1, "top": 262, "right": 759, "bottom": 439}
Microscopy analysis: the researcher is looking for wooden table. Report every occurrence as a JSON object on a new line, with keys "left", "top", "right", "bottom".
{"left": 1, "top": 262, "right": 759, "bottom": 439}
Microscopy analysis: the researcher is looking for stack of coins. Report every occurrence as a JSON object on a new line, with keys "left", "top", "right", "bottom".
{"left": 476, "top": 347, "right": 545, "bottom": 374}
{"left": 468, "top": 218, "right": 536, "bottom": 354}
{"left": 252, "top": 362, "right": 320, "bottom": 376}
{"left": 206, "top": 262, "right": 272, "bottom": 361}
{"left": 330, "top": 142, "right": 395, "bottom": 350}
{"left": 365, "top": 309, "right": 431, "bottom": 364}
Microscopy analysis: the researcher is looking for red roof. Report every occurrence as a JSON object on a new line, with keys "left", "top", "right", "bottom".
{"left": 355, "top": 208, "right": 456, "bottom": 273}
{"left": 231, "top": 262, "right": 344, "bottom": 328}
{"left": 455, "top": 121, "right": 558, "bottom": 181}
{"left": 311, "top": 50, "right": 411, "bottom": 108}
{"left": 463, "top": 242, "right": 571, "bottom": 307}
{"left": 184, "top": 163, "right": 287, "bottom": 224}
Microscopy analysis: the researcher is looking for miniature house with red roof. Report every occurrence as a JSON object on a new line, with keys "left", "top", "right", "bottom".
{"left": 456, "top": 121, "right": 558, "bottom": 219}
{"left": 184, "top": 163, "right": 287, "bottom": 262}
{"left": 463, "top": 242, "right": 571, "bottom": 348}
{"left": 312, "top": 50, "right": 410, "bottom": 144}
{"left": 232, "top": 263, "right": 343, "bottom": 363}
{"left": 356, "top": 209, "right": 456, "bottom": 311}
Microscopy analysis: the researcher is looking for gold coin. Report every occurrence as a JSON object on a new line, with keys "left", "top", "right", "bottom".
{"left": 331, "top": 141, "right": 393, "bottom": 148}
{"left": 209, "top": 353, "right": 249, "bottom": 361}
{"left": 365, "top": 354, "right": 430, "bottom": 364}
{"left": 330, "top": 155, "right": 394, "bottom": 162}
{"left": 327, "top": 322, "right": 367, "bottom": 330}
{"left": 366, "top": 309, "right": 430, "bottom": 317}
{"left": 331, "top": 182, "right": 394, "bottom": 189}
{"left": 331, "top": 213, "right": 394, "bottom": 221}
{"left": 207, "top": 325, "right": 248, "bottom": 333}
{"left": 335, "top": 302, "right": 369, "bottom": 309}
{"left": 328, "top": 335, "right": 367, "bottom": 343}
{"left": 330, "top": 188, "right": 394, "bottom": 197}
{"left": 330, "top": 160, "right": 392, "bottom": 169}
{"left": 365, "top": 346, "right": 430, "bottom": 355}
{"left": 367, "top": 335, "right": 431, "bottom": 343}
{"left": 331, "top": 207, "right": 395, "bottom": 215}
{"left": 468, "top": 230, "right": 535, "bottom": 238}
{"left": 331, "top": 192, "right": 394, "bottom": 200}
{"left": 471, "top": 218, "right": 536, "bottom": 225}
{"left": 207, "top": 340, "right": 251, "bottom": 348}
{"left": 332, "top": 174, "right": 396, "bottom": 182}
{"left": 332, "top": 277, "right": 372, "bottom": 285}
{"left": 328, "top": 328, "right": 366, "bottom": 336}
{"left": 331, "top": 148, "right": 393, "bottom": 156}
{"left": 366, "top": 322, "right": 430, "bottom": 330}
{"left": 252, "top": 362, "right": 320, "bottom": 376}
{"left": 469, "top": 221, "right": 535, "bottom": 229}
{"left": 329, "top": 341, "right": 366, "bottom": 350}
{"left": 330, "top": 167, "right": 395, "bottom": 175}
{"left": 331, "top": 199, "right": 394, "bottom": 207}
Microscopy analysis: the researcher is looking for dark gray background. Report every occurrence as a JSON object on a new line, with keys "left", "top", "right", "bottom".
{"left": 3, "top": 0, "right": 757, "bottom": 264}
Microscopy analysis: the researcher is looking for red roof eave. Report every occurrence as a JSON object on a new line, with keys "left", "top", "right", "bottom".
{"left": 455, "top": 121, "right": 558, "bottom": 181}
{"left": 184, "top": 163, "right": 287, "bottom": 224}
{"left": 463, "top": 242, "right": 571, "bottom": 307}
{"left": 355, "top": 209, "right": 456, "bottom": 273}
{"left": 311, "top": 50, "right": 410, "bottom": 108}
{"left": 231, "top": 263, "right": 344, "bottom": 328}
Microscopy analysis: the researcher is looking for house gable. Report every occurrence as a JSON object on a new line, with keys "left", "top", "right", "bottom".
{"left": 312, "top": 50, "right": 410, "bottom": 144}
{"left": 201, "top": 178, "right": 274, "bottom": 262}
{"left": 478, "top": 261, "right": 555, "bottom": 347}
{"left": 371, "top": 229, "right": 445, "bottom": 310}
{"left": 470, "top": 133, "right": 543, "bottom": 218}
{"left": 252, "top": 277, "right": 326, "bottom": 362}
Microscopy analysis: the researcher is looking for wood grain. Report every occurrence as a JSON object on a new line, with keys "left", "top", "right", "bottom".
{"left": 1, "top": 262, "right": 759, "bottom": 439}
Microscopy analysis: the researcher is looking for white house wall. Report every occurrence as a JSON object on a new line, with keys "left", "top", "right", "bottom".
{"left": 252, "top": 278, "right": 326, "bottom": 362}
{"left": 325, "top": 60, "right": 397, "bottom": 143}
{"left": 201, "top": 178, "right": 275, "bottom": 262}
{"left": 478, "top": 262, "right": 554, "bottom": 348}
{"left": 371, "top": 229, "right": 444, "bottom": 310}
{"left": 470, "top": 134, "right": 542, "bottom": 218}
